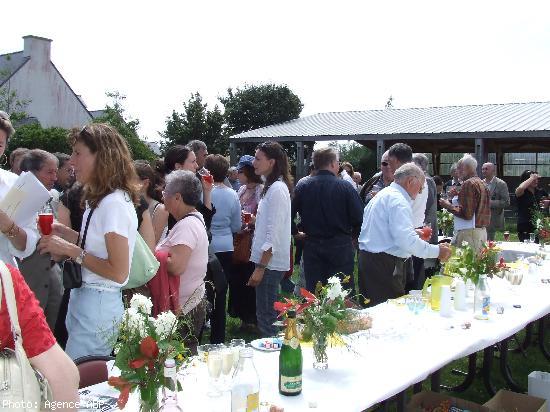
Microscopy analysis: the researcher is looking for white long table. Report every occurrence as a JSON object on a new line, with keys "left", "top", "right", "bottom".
{"left": 81, "top": 264, "right": 550, "bottom": 412}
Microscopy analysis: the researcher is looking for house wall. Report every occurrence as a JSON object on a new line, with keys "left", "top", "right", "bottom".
{"left": 3, "top": 36, "right": 92, "bottom": 129}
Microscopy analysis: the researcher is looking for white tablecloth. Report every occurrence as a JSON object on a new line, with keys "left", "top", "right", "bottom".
{"left": 80, "top": 264, "right": 550, "bottom": 412}
{"left": 498, "top": 241, "right": 540, "bottom": 262}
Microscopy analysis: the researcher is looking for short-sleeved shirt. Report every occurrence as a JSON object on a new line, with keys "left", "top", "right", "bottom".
{"left": 156, "top": 212, "right": 209, "bottom": 314}
{"left": 0, "top": 264, "right": 56, "bottom": 358}
{"left": 81, "top": 190, "right": 138, "bottom": 288}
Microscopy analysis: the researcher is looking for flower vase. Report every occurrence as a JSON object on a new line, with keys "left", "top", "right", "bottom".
{"left": 139, "top": 383, "right": 159, "bottom": 412}
{"left": 312, "top": 333, "right": 328, "bottom": 370}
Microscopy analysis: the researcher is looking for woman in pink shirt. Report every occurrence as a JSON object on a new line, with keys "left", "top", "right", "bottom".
{"left": 156, "top": 170, "right": 209, "bottom": 344}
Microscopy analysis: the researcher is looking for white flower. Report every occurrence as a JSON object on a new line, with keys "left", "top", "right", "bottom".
{"left": 327, "top": 276, "right": 340, "bottom": 285}
{"left": 126, "top": 307, "right": 148, "bottom": 338}
{"left": 461, "top": 241, "right": 469, "bottom": 247}
{"left": 130, "top": 294, "right": 153, "bottom": 315}
{"left": 326, "top": 278, "right": 349, "bottom": 301}
{"left": 536, "top": 218, "right": 542, "bottom": 229}
{"left": 154, "top": 311, "right": 178, "bottom": 339}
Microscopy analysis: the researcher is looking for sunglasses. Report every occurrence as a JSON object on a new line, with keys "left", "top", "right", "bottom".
{"left": 381, "top": 161, "right": 389, "bottom": 167}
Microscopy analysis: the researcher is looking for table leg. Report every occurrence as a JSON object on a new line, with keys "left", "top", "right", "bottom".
{"left": 441, "top": 352, "right": 477, "bottom": 392}
{"left": 513, "top": 322, "right": 534, "bottom": 354}
{"left": 499, "top": 337, "right": 525, "bottom": 392}
{"left": 431, "top": 370, "right": 441, "bottom": 392}
{"left": 539, "top": 316, "right": 550, "bottom": 361}
{"left": 482, "top": 345, "right": 496, "bottom": 396}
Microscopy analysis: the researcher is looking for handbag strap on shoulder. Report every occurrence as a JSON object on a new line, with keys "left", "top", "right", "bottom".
{"left": 0, "top": 261, "right": 24, "bottom": 347}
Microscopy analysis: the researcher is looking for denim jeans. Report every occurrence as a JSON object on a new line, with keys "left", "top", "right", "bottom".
{"left": 65, "top": 285, "right": 123, "bottom": 360}
{"left": 256, "top": 269, "right": 285, "bottom": 337}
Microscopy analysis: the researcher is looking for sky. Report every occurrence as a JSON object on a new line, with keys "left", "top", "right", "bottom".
{"left": 3, "top": 0, "right": 550, "bottom": 143}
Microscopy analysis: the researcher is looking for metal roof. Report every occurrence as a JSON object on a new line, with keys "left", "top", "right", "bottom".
{"left": 229, "top": 101, "right": 550, "bottom": 141}
{"left": 0, "top": 51, "right": 29, "bottom": 86}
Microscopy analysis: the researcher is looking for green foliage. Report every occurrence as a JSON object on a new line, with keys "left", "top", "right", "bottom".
{"left": 220, "top": 83, "right": 303, "bottom": 158}
{"left": 7, "top": 123, "right": 71, "bottom": 158}
{"left": 161, "top": 92, "right": 227, "bottom": 155}
{"left": 93, "top": 91, "right": 156, "bottom": 161}
{"left": 329, "top": 141, "right": 377, "bottom": 180}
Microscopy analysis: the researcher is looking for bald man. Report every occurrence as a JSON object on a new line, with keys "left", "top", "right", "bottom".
{"left": 481, "top": 162, "right": 510, "bottom": 240}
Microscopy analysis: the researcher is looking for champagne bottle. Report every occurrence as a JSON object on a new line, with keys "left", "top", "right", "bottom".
{"left": 279, "top": 310, "right": 302, "bottom": 396}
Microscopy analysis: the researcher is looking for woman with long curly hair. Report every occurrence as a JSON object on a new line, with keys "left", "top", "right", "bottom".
{"left": 247, "top": 141, "right": 292, "bottom": 337}
{"left": 38, "top": 123, "right": 139, "bottom": 360}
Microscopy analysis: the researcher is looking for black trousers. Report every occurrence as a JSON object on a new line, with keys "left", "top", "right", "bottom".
{"left": 228, "top": 261, "right": 257, "bottom": 324}
{"left": 303, "top": 236, "right": 355, "bottom": 293}
{"left": 358, "top": 250, "right": 408, "bottom": 307}
{"left": 205, "top": 252, "right": 228, "bottom": 344}
{"left": 405, "top": 256, "right": 425, "bottom": 293}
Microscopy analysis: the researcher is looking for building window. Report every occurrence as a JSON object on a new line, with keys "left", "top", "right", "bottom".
{"left": 502, "top": 153, "right": 550, "bottom": 176}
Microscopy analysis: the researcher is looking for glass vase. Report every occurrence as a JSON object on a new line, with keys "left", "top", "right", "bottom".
{"left": 312, "top": 333, "right": 328, "bottom": 370}
{"left": 139, "top": 382, "right": 159, "bottom": 412}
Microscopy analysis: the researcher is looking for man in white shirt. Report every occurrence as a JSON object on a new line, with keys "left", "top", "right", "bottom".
{"left": 358, "top": 163, "right": 451, "bottom": 306}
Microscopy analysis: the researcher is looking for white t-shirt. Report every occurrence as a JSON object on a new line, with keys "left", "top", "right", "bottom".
{"left": 81, "top": 190, "right": 138, "bottom": 288}
{"left": 411, "top": 180, "right": 429, "bottom": 228}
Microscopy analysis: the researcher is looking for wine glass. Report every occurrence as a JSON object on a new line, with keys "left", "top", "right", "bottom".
{"left": 206, "top": 349, "right": 222, "bottom": 397}
{"left": 530, "top": 233, "right": 536, "bottom": 244}
{"left": 503, "top": 231, "right": 510, "bottom": 241}
{"left": 38, "top": 203, "right": 54, "bottom": 235}
{"left": 421, "top": 222, "right": 432, "bottom": 241}
{"left": 198, "top": 168, "right": 214, "bottom": 184}
{"left": 220, "top": 347, "right": 235, "bottom": 390}
{"left": 230, "top": 339, "right": 245, "bottom": 369}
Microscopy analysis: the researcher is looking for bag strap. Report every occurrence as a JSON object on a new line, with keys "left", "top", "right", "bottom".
{"left": 79, "top": 208, "right": 95, "bottom": 249}
{"left": 0, "top": 261, "right": 24, "bottom": 349}
{"left": 182, "top": 212, "right": 207, "bottom": 230}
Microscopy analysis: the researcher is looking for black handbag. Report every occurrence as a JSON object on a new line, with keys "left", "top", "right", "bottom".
{"left": 62, "top": 209, "right": 94, "bottom": 290}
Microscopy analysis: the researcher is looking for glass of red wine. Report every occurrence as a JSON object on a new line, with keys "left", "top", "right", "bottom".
{"left": 199, "top": 168, "right": 214, "bottom": 185}
{"left": 421, "top": 222, "right": 432, "bottom": 241}
{"left": 38, "top": 203, "right": 54, "bottom": 235}
{"left": 242, "top": 211, "right": 252, "bottom": 225}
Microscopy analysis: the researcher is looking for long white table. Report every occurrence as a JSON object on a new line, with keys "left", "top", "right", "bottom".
{"left": 80, "top": 263, "right": 550, "bottom": 412}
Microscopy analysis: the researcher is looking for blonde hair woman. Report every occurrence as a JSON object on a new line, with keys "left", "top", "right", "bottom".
{"left": 39, "top": 123, "right": 139, "bottom": 360}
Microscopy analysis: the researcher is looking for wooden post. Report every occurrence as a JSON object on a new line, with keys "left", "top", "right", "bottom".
{"left": 475, "top": 138, "right": 487, "bottom": 176}
{"left": 376, "top": 139, "right": 385, "bottom": 167}
{"left": 296, "top": 141, "right": 305, "bottom": 181}
{"left": 229, "top": 142, "right": 237, "bottom": 166}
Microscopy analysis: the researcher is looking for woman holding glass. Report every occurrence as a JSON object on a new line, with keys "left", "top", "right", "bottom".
{"left": 0, "top": 111, "right": 39, "bottom": 267}
{"left": 38, "top": 124, "right": 139, "bottom": 360}
{"left": 515, "top": 169, "right": 548, "bottom": 242}
{"left": 248, "top": 142, "right": 292, "bottom": 337}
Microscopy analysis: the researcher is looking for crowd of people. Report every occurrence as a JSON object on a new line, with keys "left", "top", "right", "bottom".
{"left": 0, "top": 108, "right": 546, "bottom": 407}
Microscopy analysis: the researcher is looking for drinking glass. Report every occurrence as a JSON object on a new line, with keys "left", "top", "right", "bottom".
{"left": 503, "top": 231, "right": 510, "bottom": 241}
{"left": 220, "top": 347, "right": 235, "bottom": 390}
{"left": 530, "top": 233, "right": 536, "bottom": 243}
{"left": 199, "top": 168, "right": 214, "bottom": 184}
{"left": 421, "top": 222, "right": 432, "bottom": 241}
{"left": 230, "top": 339, "right": 245, "bottom": 369}
{"left": 206, "top": 349, "right": 222, "bottom": 397}
{"left": 38, "top": 204, "right": 54, "bottom": 235}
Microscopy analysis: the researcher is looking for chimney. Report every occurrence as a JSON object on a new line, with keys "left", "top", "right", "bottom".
{"left": 22, "top": 35, "right": 52, "bottom": 67}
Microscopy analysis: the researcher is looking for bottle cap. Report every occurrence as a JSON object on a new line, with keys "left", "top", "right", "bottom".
{"left": 164, "top": 358, "right": 176, "bottom": 368}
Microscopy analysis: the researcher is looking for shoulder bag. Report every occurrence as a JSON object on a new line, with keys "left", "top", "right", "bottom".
{"left": 0, "top": 261, "right": 53, "bottom": 411}
{"left": 62, "top": 208, "right": 94, "bottom": 290}
{"left": 123, "top": 233, "right": 160, "bottom": 290}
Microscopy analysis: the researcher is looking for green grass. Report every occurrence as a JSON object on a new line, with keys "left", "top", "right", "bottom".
{"left": 202, "top": 228, "right": 548, "bottom": 409}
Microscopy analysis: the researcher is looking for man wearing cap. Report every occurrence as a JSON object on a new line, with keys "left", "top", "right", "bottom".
{"left": 227, "top": 166, "right": 241, "bottom": 191}
{"left": 292, "top": 147, "right": 363, "bottom": 293}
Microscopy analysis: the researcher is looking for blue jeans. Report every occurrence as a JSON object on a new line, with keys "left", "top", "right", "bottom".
{"left": 256, "top": 269, "right": 285, "bottom": 337}
{"left": 65, "top": 286, "right": 123, "bottom": 360}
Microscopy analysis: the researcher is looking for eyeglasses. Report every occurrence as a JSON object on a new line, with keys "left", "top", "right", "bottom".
{"left": 381, "top": 161, "right": 389, "bottom": 167}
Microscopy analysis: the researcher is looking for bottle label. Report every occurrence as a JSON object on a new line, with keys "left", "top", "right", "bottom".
{"left": 246, "top": 392, "right": 259, "bottom": 411}
{"left": 280, "top": 375, "right": 302, "bottom": 393}
{"left": 164, "top": 367, "right": 176, "bottom": 379}
{"left": 284, "top": 337, "right": 300, "bottom": 350}
{"left": 482, "top": 296, "right": 490, "bottom": 315}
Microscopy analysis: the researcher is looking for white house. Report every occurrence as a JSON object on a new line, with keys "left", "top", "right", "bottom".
{"left": 0, "top": 35, "right": 101, "bottom": 128}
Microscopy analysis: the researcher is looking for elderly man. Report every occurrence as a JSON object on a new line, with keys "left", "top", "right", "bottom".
{"left": 358, "top": 163, "right": 451, "bottom": 306}
{"left": 360, "top": 150, "right": 395, "bottom": 205}
{"left": 187, "top": 139, "right": 209, "bottom": 170}
{"left": 440, "top": 155, "right": 491, "bottom": 253}
{"left": 227, "top": 166, "right": 241, "bottom": 191}
{"left": 444, "top": 163, "right": 461, "bottom": 192}
{"left": 353, "top": 172, "right": 362, "bottom": 192}
{"left": 292, "top": 147, "right": 364, "bottom": 292}
{"left": 481, "top": 162, "right": 510, "bottom": 241}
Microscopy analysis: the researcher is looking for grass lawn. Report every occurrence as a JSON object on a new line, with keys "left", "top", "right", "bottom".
{"left": 202, "top": 228, "right": 549, "bottom": 409}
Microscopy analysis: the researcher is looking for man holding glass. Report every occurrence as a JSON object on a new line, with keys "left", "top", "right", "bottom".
{"left": 358, "top": 163, "right": 451, "bottom": 306}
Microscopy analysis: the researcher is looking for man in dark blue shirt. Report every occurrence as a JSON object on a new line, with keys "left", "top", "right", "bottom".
{"left": 292, "top": 147, "right": 364, "bottom": 292}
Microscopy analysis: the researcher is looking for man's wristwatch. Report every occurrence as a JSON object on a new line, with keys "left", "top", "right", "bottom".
{"left": 74, "top": 249, "right": 87, "bottom": 265}
{"left": 255, "top": 263, "right": 266, "bottom": 270}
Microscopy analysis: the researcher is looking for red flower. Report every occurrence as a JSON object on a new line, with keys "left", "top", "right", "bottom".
{"left": 487, "top": 241, "right": 497, "bottom": 249}
{"left": 108, "top": 376, "right": 134, "bottom": 409}
{"left": 300, "top": 288, "right": 317, "bottom": 302}
{"left": 140, "top": 336, "right": 159, "bottom": 359}
{"left": 274, "top": 300, "right": 294, "bottom": 314}
{"left": 129, "top": 336, "right": 159, "bottom": 370}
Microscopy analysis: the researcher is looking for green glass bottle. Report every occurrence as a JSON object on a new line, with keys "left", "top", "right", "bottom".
{"left": 279, "top": 310, "right": 303, "bottom": 396}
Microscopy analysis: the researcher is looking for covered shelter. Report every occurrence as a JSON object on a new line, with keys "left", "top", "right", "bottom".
{"left": 229, "top": 101, "right": 550, "bottom": 188}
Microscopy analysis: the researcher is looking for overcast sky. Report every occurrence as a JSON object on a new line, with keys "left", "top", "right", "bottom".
{"left": 3, "top": 0, "right": 550, "bottom": 142}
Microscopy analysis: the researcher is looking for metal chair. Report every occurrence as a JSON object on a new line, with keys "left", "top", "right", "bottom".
{"left": 74, "top": 355, "right": 115, "bottom": 389}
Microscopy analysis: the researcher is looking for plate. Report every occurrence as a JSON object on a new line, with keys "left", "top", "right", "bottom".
{"left": 250, "top": 337, "right": 283, "bottom": 352}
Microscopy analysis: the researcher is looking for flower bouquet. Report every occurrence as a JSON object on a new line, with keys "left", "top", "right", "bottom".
{"left": 437, "top": 209, "right": 454, "bottom": 237}
{"left": 274, "top": 276, "right": 369, "bottom": 369}
{"left": 444, "top": 241, "right": 506, "bottom": 285}
{"left": 532, "top": 208, "right": 550, "bottom": 244}
{"left": 108, "top": 295, "right": 189, "bottom": 411}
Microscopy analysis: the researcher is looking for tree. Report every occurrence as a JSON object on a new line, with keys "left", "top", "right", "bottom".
{"left": 161, "top": 92, "right": 227, "bottom": 155}
{"left": 330, "top": 141, "right": 377, "bottom": 180}
{"left": 7, "top": 123, "right": 71, "bottom": 157}
{"left": 219, "top": 83, "right": 303, "bottom": 158}
{"left": 94, "top": 91, "right": 156, "bottom": 161}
